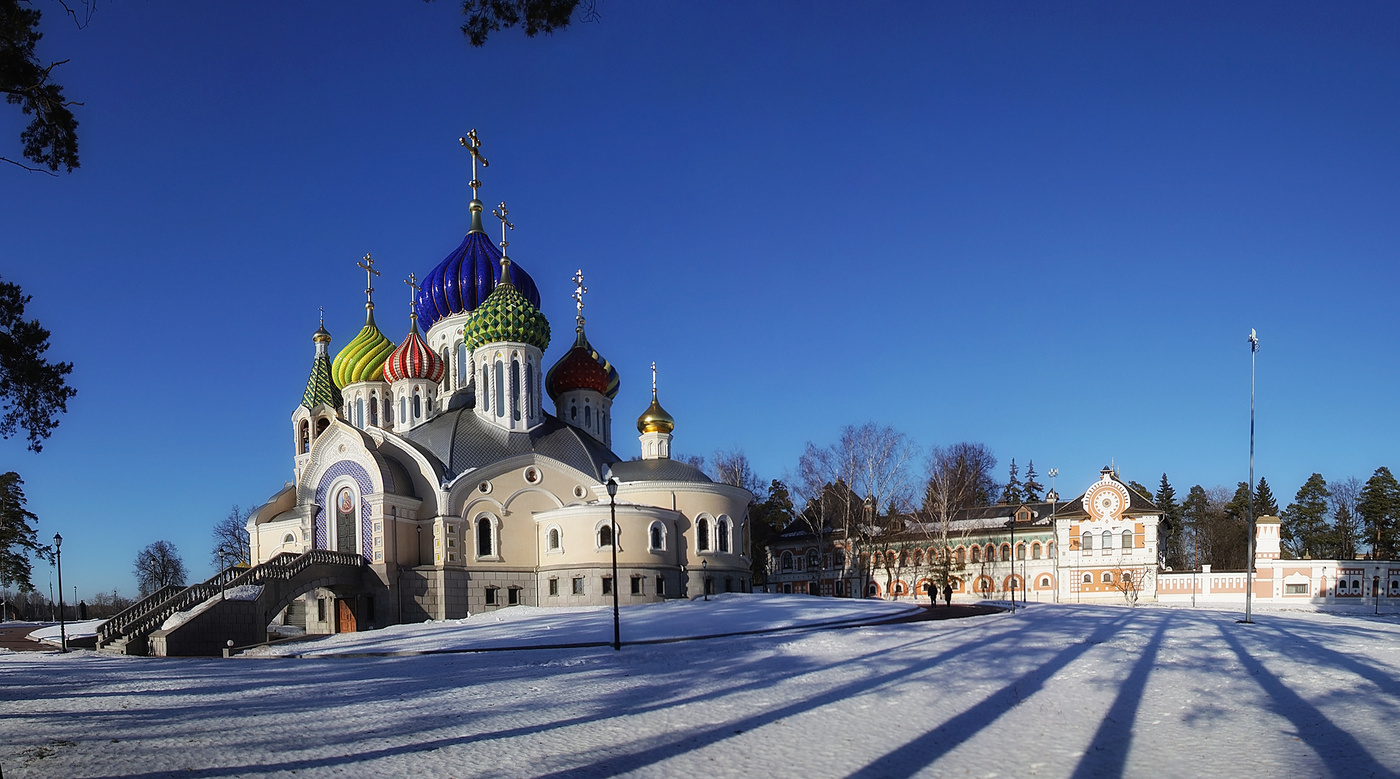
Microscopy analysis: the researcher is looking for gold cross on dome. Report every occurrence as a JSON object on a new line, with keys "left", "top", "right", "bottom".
{"left": 572, "top": 269, "right": 587, "bottom": 318}
{"left": 404, "top": 272, "right": 420, "bottom": 321}
{"left": 651, "top": 361, "right": 657, "bottom": 394}
{"left": 357, "top": 253, "right": 380, "bottom": 306}
{"left": 493, "top": 202, "right": 514, "bottom": 256}
{"left": 459, "top": 130, "right": 489, "bottom": 199}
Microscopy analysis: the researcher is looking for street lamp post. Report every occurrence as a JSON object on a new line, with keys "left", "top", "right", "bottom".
{"left": 1048, "top": 468, "right": 1059, "bottom": 605}
{"left": 1007, "top": 516, "right": 1015, "bottom": 611}
{"left": 1243, "top": 329, "right": 1259, "bottom": 625}
{"left": 53, "top": 533, "right": 66, "bottom": 653}
{"left": 1375, "top": 574, "right": 1381, "bottom": 616}
{"left": 702, "top": 559, "right": 708, "bottom": 601}
{"left": 606, "top": 478, "right": 620, "bottom": 651}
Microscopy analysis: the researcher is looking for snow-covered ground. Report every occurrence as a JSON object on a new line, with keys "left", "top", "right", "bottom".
{"left": 4, "top": 598, "right": 1400, "bottom": 778}
{"left": 25, "top": 618, "right": 104, "bottom": 645}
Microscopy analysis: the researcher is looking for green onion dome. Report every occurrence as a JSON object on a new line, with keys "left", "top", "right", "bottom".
{"left": 462, "top": 260, "right": 551, "bottom": 352}
{"left": 332, "top": 311, "right": 396, "bottom": 387}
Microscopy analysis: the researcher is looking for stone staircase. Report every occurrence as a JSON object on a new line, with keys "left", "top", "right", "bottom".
{"left": 97, "top": 549, "right": 366, "bottom": 656}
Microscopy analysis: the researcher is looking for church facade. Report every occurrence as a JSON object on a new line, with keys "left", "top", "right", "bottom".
{"left": 247, "top": 141, "right": 754, "bottom": 633}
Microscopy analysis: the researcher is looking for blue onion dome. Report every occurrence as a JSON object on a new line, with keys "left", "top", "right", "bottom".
{"left": 414, "top": 200, "right": 541, "bottom": 328}
{"left": 462, "top": 259, "right": 552, "bottom": 352}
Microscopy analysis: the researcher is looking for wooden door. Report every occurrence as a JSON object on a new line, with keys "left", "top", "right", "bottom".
{"left": 336, "top": 599, "right": 357, "bottom": 633}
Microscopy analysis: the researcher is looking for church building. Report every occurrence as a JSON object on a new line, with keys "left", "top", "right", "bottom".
{"left": 247, "top": 133, "right": 755, "bottom": 633}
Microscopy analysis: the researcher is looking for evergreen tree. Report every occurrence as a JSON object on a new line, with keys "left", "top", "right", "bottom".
{"left": 1022, "top": 460, "right": 1043, "bottom": 503}
{"left": 1357, "top": 467, "right": 1400, "bottom": 559}
{"left": 1182, "top": 485, "right": 1212, "bottom": 569}
{"left": 1155, "top": 474, "right": 1185, "bottom": 570}
{"left": 1000, "top": 459, "right": 1023, "bottom": 505}
{"left": 0, "top": 472, "right": 48, "bottom": 590}
{"left": 1328, "top": 476, "right": 1363, "bottom": 560}
{"left": 1280, "top": 474, "right": 1330, "bottom": 559}
{"left": 1219, "top": 482, "right": 1253, "bottom": 570}
{"left": 1254, "top": 477, "right": 1279, "bottom": 517}
{"left": 749, "top": 479, "right": 794, "bottom": 585}
{"left": 1127, "top": 480, "right": 1152, "bottom": 503}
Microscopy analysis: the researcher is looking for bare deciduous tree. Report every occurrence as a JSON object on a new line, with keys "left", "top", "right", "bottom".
{"left": 211, "top": 504, "right": 252, "bottom": 569}
{"left": 134, "top": 540, "right": 187, "bottom": 598}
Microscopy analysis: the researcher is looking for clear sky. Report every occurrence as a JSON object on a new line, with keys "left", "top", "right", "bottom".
{"left": 4, "top": 2, "right": 1398, "bottom": 599}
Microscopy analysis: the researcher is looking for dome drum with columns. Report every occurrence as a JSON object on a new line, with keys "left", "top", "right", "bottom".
{"left": 251, "top": 132, "right": 754, "bottom": 635}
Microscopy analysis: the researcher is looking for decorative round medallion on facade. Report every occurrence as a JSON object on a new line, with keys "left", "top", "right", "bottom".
{"left": 462, "top": 270, "right": 551, "bottom": 352}
{"left": 383, "top": 324, "right": 445, "bottom": 384}
{"left": 332, "top": 313, "right": 395, "bottom": 387}
{"left": 1083, "top": 479, "right": 1129, "bottom": 521}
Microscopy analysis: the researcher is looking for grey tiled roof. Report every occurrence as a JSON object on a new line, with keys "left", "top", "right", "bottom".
{"left": 608, "top": 458, "right": 713, "bottom": 484}
{"left": 404, "top": 408, "right": 618, "bottom": 481}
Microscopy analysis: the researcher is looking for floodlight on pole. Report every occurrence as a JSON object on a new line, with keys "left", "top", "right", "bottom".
{"left": 1242, "top": 329, "right": 1259, "bottom": 625}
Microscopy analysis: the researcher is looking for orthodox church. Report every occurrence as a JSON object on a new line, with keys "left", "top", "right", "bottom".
{"left": 247, "top": 134, "right": 755, "bottom": 632}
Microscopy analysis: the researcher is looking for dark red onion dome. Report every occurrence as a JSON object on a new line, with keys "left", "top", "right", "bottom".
{"left": 383, "top": 322, "right": 445, "bottom": 384}
{"left": 546, "top": 323, "right": 613, "bottom": 400}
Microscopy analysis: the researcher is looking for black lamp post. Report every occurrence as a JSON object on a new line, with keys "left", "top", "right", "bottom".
{"left": 53, "top": 532, "right": 66, "bottom": 653}
{"left": 1375, "top": 574, "right": 1381, "bottom": 616}
{"left": 1007, "top": 517, "right": 1015, "bottom": 612}
{"left": 607, "top": 477, "right": 620, "bottom": 651}
{"left": 702, "top": 558, "right": 708, "bottom": 601}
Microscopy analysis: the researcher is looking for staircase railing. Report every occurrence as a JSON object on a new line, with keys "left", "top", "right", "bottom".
{"left": 95, "top": 584, "right": 183, "bottom": 644}
{"left": 97, "top": 549, "right": 365, "bottom": 649}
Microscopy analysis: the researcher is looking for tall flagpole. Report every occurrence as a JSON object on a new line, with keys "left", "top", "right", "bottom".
{"left": 1243, "top": 329, "right": 1259, "bottom": 624}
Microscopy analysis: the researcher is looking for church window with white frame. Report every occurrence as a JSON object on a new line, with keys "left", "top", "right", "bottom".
{"left": 697, "top": 517, "right": 710, "bottom": 552}
{"left": 717, "top": 518, "right": 730, "bottom": 553}
{"left": 547, "top": 526, "right": 561, "bottom": 552}
{"left": 649, "top": 522, "right": 665, "bottom": 551}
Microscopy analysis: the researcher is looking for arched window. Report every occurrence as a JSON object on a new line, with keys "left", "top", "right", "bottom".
{"left": 457, "top": 343, "right": 469, "bottom": 388}
{"left": 650, "top": 524, "right": 663, "bottom": 550}
{"left": 697, "top": 517, "right": 710, "bottom": 551}
{"left": 494, "top": 360, "right": 504, "bottom": 417}
{"left": 1048, "top": 541, "right": 1057, "bottom": 558}
{"left": 480, "top": 363, "right": 489, "bottom": 412}
{"left": 1032, "top": 542, "right": 1041, "bottom": 560}
{"left": 440, "top": 347, "right": 450, "bottom": 392}
{"left": 892, "top": 581, "right": 907, "bottom": 596}
{"left": 355, "top": 398, "right": 364, "bottom": 428}
{"left": 547, "top": 527, "right": 560, "bottom": 551}
{"left": 1081, "top": 532, "right": 1093, "bottom": 552}
{"left": 1016, "top": 543, "right": 1025, "bottom": 560}
{"left": 834, "top": 549, "right": 846, "bottom": 568}
{"left": 369, "top": 392, "right": 378, "bottom": 426}
{"left": 969, "top": 546, "right": 980, "bottom": 563}
{"left": 956, "top": 547, "right": 965, "bottom": 565}
{"left": 476, "top": 517, "right": 493, "bottom": 557}
{"left": 808, "top": 549, "right": 820, "bottom": 569}
{"left": 1083, "top": 573, "right": 1092, "bottom": 583}
{"left": 413, "top": 389, "right": 422, "bottom": 419}
{"left": 1102, "top": 571, "right": 1113, "bottom": 583}
{"left": 584, "top": 404, "right": 591, "bottom": 427}
{"left": 510, "top": 357, "right": 521, "bottom": 422}
{"left": 781, "top": 551, "right": 793, "bottom": 570}
{"left": 299, "top": 421, "right": 309, "bottom": 454}
{"left": 1039, "top": 576, "right": 1051, "bottom": 587}
{"left": 283, "top": 533, "right": 295, "bottom": 544}
{"left": 525, "top": 360, "right": 535, "bottom": 416}
{"left": 598, "top": 524, "right": 614, "bottom": 548}
{"left": 1122, "top": 529, "right": 1134, "bottom": 550}
{"left": 718, "top": 519, "right": 730, "bottom": 552}
{"left": 1102, "top": 530, "right": 1113, "bottom": 551}
{"left": 399, "top": 396, "right": 407, "bottom": 424}
{"left": 1000, "top": 543, "right": 1011, "bottom": 560}
{"left": 912, "top": 549, "right": 923, "bottom": 565}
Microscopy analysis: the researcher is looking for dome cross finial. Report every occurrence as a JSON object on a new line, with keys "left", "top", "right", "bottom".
{"left": 319, "top": 305, "right": 324, "bottom": 327}
{"left": 459, "top": 129, "right": 489, "bottom": 201}
{"left": 404, "top": 272, "right": 420, "bottom": 330}
{"left": 651, "top": 361, "right": 657, "bottom": 395}
{"left": 357, "top": 253, "right": 380, "bottom": 312}
{"left": 493, "top": 201, "right": 514, "bottom": 257}
{"left": 572, "top": 269, "right": 587, "bottom": 327}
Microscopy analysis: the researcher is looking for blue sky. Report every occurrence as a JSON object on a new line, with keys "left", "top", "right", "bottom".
{"left": 4, "top": 2, "right": 1398, "bottom": 599}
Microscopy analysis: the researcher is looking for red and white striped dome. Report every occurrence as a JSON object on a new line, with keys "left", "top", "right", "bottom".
{"left": 383, "top": 325, "right": 444, "bottom": 384}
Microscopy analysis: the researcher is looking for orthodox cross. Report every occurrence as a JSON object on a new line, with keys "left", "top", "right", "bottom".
{"left": 651, "top": 361, "right": 657, "bottom": 394}
{"left": 405, "top": 272, "right": 420, "bottom": 324}
{"left": 459, "top": 129, "right": 489, "bottom": 200}
{"left": 493, "top": 202, "right": 514, "bottom": 256}
{"left": 572, "top": 269, "right": 587, "bottom": 321}
{"left": 318, "top": 306, "right": 324, "bottom": 327}
{"left": 357, "top": 253, "right": 380, "bottom": 308}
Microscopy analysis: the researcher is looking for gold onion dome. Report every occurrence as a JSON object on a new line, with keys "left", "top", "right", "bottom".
{"left": 636, "top": 390, "right": 674, "bottom": 434}
{"left": 331, "top": 311, "right": 395, "bottom": 387}
{"left": 463, "top": 259, "right": 552, "bottom": 352}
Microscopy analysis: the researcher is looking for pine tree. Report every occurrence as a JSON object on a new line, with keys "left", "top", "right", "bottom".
{"left": 1254, "top": 478, "right": 1279, "bottom": 517}
{"left": 1000, "top": 459, "right": 1023, "bottom": 505}
{"left": 1022, "top": 460, "right": 1043, "bottom": 502}
{"left": 1155, "top": 474, "right": 1184, "bottom": 570}
{"left": 1182, "top": 485, "right": 1212, "bottom": 569}
{"left": 0, "top": 472, "right": 49, "bottom": 590}
{"left": 1357, "top": 467, "right": 1400, "bottom": 559}
{"left": 1281, "top": 474, "right": 1330, "bottom": 559}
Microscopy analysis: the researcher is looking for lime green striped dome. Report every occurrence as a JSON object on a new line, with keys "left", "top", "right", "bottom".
{"left": 332, "top": 312, "right": 395, "bottom": 387}
{"left": 463, "top": 268, "right": 551, "bottom": 352}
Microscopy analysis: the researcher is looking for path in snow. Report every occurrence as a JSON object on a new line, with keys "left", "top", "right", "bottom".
{"left": 3, "top": 600, "right": 1399, "bottom": 778}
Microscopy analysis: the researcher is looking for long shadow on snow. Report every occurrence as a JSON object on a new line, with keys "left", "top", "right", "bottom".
{"left": 1068, "top": 611, "right": 1171, "bottom": 779}
{"left": 1216, "top": 623, "right": 1396, "bottom": 779}
{"left": 842, "top": 611, "right": 1135, "bottom": 779}
{"left": 65, "top": 611, "right": 1049, "bottom": 778}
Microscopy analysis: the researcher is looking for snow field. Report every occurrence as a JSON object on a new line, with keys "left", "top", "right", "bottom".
{"left": 2, "top": 599, "right": 1399, "bottom": 778}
